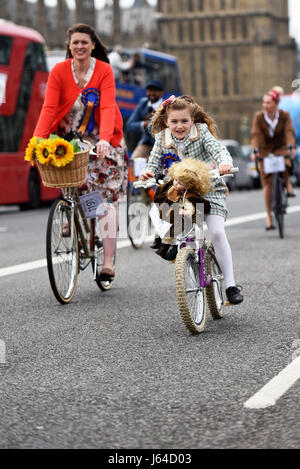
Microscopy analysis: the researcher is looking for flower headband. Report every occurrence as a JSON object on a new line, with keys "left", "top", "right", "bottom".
{"left": 268, "top": 90, "right": 280, "bottom": 104}
{"left": 162, "top": 95, "right": 176, "bottom": 108}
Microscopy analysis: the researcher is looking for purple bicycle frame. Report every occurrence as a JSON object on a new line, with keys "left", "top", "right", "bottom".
{"left": 180, "top": 238, "right": 210, "bottom": 288}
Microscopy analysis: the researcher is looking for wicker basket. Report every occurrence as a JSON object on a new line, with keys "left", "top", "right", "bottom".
{"left": 37, "top": 141, "right": 91, "bottom": 188}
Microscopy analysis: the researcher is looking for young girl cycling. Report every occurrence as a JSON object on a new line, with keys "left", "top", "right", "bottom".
{"left": 140, "top": 95, "right": 244, "bottom": 305}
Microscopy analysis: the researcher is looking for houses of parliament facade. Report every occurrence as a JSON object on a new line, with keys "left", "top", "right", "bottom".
{"left": 157, "top": 0, "right": 297, "bottom": 141}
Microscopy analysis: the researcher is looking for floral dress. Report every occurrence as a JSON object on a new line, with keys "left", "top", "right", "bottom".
{"left": 58, "top": 58, "right": 128, "bottom": 203}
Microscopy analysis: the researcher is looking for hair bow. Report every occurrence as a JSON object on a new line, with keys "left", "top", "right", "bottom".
{"left": 268, "top": 90, "right": 280, "bottom": 104}
{"left": 162, "top": 95, "right": 176, "bottom": 108}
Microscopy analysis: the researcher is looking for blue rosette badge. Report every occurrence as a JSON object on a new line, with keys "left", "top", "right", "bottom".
{"left": 78, "top": 88, "right": 101, "bottom": 135}
{"left": 161, "top": 152, "right": 180, "bottom": 173}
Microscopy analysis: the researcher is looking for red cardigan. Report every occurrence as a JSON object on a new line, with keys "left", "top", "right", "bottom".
{"left": 34, "top": 58, "right": 123, "bottom": 147}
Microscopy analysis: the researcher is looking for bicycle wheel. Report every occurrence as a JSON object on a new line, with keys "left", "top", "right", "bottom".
{"left": 205, "top": 244, "right": 224, "bottom": 319}
{"left": 93, "top": 241, "right": 116, "bottom": 291}
{"left": 46, "top": 198, "right": 79, "bottom": 304}
{"left": 273, "top": 176, "right": 286, "bottom": 239}
{"left": 175, "top": 247, "right": 206, "bottom": 333}
{"left": 127, "top": 183, "right": 149, "bottom": 249}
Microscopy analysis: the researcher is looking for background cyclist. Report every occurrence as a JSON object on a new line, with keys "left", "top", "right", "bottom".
{"left": 251, "top": 88, "right": 296, "bottom": 230}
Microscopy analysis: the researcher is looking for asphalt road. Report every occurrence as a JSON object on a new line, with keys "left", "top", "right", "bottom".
{"left": 0, "top": 188, "right": 300, "bottom": 450}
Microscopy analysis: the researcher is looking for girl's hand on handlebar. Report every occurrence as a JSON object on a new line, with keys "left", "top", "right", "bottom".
{"left": 140, "top": 170, "right": 155, "bottom": 181}
{"left": 218, "top": 164, "right": 232, "bottom": 175}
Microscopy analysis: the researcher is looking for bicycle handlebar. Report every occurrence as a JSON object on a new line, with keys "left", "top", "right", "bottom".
{"left": 133, "top": 167, "right": 239, "bottom": 189}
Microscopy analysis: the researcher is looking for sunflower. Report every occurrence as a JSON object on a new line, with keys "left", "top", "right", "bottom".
{"left": 36, "top": 139, "right": 54, "bottom": 165}
{"left": 24, "top": 136, "right": 38, "bottom": 166}
{"left": 50, "top": 138, "right": 74, "bottom": 167}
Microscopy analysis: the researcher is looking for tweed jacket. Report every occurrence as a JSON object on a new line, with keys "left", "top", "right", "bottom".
{"left": 143, "top": 123, "right": 233, "bottom": 219}
{"left": 251, "top": 110, "right": 295, "bottom": 158}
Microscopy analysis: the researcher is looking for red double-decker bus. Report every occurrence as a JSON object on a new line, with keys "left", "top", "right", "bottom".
{"left": 0, "top": 20, "right": 59, "bottom": 208}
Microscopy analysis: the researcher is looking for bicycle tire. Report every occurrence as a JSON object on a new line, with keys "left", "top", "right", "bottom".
{"left": 205, "top": 244, "right": 224, "bottom": 319}
{"left": 175, "top": 247, "right": 206, "bottom": 334}
{"left": 93, "top": 243, "right": 116, "bottom": 291}
{"left": 127, "top": 183, "right": 149, "bottom": 249}
{"left": 46, "top": 198, "right": 79, "bottom": 304}
{"left": 273, "top": 176, "right": 285, "bottom": 239}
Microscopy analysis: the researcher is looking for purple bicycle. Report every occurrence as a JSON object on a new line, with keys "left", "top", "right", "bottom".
{"left": 134, "top": 167, "right": 238, "bottom": 334}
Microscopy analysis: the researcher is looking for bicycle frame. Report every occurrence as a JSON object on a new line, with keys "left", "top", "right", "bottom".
{"left": 62, "top": 187, "right": 99, "bottom": 275}
{"left": 177, "top": 223, "right": 212, "bottom": 288}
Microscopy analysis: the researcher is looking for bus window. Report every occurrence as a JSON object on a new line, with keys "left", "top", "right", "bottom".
{"left": 0, "top": 41, "right": 47, "bottom": 153}
{"left": 0, "top": 35, "right": 13, "bottom": 64}
{"left": 113, "top": 49, "right": 182, "bottom": 96}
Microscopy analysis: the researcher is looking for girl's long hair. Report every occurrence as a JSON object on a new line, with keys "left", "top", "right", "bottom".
{"left": 65, "top": 23, "right": 109, "bottom": 63}
{"left": 151, "top": 95, "right": 218, "bottom": 137}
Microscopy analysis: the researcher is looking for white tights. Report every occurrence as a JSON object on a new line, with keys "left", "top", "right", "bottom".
{"left": 205, "top": 214, "right": 235, "bottom": 289}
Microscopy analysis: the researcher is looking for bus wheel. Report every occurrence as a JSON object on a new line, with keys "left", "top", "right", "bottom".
{"left": 20, "top": 169, "right": 41, "bottom": 210}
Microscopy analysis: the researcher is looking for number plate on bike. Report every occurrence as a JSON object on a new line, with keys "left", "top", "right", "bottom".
{"left": 263, "top": 155, "right": 285, "bottom": 174}
{"left": 79, "top": 191, "right": 107, "bottom": 218}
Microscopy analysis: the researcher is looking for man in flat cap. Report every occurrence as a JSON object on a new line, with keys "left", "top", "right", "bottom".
{"left": 126, "top": 80, "right": 165, "bottom": 160}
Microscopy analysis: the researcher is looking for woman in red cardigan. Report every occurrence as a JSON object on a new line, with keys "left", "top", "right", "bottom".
{"left": 34, "top": 24, "right": 127, "bottom": 280}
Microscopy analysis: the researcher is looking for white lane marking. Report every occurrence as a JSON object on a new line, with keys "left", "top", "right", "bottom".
{"left": 244, "top": 355, "right": 300, "bottom": 409}
{"left": 0, "top": 207, "right": 300, "bottom": 279}
{"left": 0, "top": 259, "right": 47, "bottom": 277}
{"left": 225, "top": 205, "right": 300, "bottom": 227}
{"left": 0, "top": 236, "right": 154, "bottom": 278}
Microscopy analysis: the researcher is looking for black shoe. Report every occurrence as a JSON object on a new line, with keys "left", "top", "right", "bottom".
{"left": 155, "top": 243, "right": 169, "bottom": 258}
{"left": 226, "top": 285, "right": 244, "bottom": 305}
{"left": 287, "top": 192, "right": 296, "bottom": 198}
{"left": 150, "top": 237, "right": 161, "bottom": 250}
{"left": 156, "top": 244, "right": 177, "bottom": 261}
{"left": 162, "top": 245, "right": 178, "bottom": 261}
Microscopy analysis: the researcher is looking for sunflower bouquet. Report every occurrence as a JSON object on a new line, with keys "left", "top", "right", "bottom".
{"left": 25, "top": 134, "right": 81, "bottom": 167}
{"left": 25, "top": 134, "right": 90, "bottom": 188}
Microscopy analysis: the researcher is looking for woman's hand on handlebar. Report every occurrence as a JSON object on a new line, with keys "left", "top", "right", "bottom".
{"left": 140, "top": 170, "right": 155, "bottom": 181}
{"left": 251, "top": 148, "right": 259, "bottom": 161}
{"left": 96, "top": 140, "right": 110, "bottom": 159}
{"left": 218, "top": 163, "right": 232, "bottom": 175}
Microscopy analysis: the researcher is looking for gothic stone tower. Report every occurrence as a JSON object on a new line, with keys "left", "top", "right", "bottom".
{"left": 157, "top": 0, "right": 297, "bottom": 141}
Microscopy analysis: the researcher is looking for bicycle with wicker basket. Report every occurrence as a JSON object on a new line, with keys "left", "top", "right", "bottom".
{"left": 26, "top": 137, "right": 115, "bottom": 304}
{"left": 134, "top": 167, "right": 238, "bottom": 334}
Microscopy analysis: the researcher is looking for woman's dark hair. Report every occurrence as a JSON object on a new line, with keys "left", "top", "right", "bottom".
{"left": 65, "top": 23, "right": 109, "bottom": 63}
